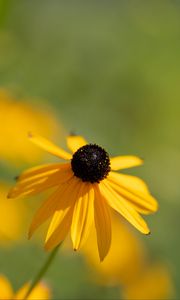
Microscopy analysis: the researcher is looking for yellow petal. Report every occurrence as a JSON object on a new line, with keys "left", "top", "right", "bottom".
{"left": 45, "top": 177, "right": 82, "bottom": 250}
{"left": 18, "top": 163, "right": 64, "bottom": 180}
{"left": 66, "top": 135, "right": 87, "bottom": 153}
{"left": 18, "top": 168, "right": 60, "bottom": 186}
{"left": 108, "top": 180, "right": 151, "bottom": 215}
{"left": 29, "top": 176, "right": 77, "bottom": 238}
{"left": 15, "top": 163, "right": 70, "bottom": 191}
{"left": 110, "top": 156, "right": 143, "bottom": 170}
{"left": 107, "top": 172, "right": 158, "bottom": 214}
{"left": 10, "top": 177, "right": 51, "bottom": 198}
{"left": 28, "top": 185, "right": 66, "bottom": 238}
{"left": 94, "top": 184, "right": 112, "bottom": 262}
{"left": 28, "top": 132, "right": 72, "bottom": 160}
{"left": 71, "top": 184, "right": 94, "bottom": 250}
{"left": 9, "top": 164, "right": 72, "bottom": 199}
{"left": 100, "top": 181, "right": 150, "bottom": 235}
{"left": 110, "top": 173, "right": 149, "bottom": 194}
{"left": 0, "top": 275, "right": 13, "bottom": 300}
{"left": 44, "top": 207, "right": 73, "bottom": 251}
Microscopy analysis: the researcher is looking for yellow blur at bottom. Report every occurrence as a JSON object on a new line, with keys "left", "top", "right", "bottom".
{"left": 0, "top": 274, "right": 51, "bottom": 300}
{"left": 82, "top": 212, "right": 146, "bottom": 286}
{"left": 123, "top": 264, "right": 174, "bottom": 300}
{"left": 82, "top": 212, "right": 174, "bottom": 299}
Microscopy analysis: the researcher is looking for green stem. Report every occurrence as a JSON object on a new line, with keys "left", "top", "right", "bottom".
{"left": 24, "top": 244, "right": 61, "bottom": 299}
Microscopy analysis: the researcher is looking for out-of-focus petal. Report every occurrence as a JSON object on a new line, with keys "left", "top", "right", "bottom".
{"left": 15, "top": 281, "right": 51, "bottom": 300}
{"left": 0, "top": 275, "right": 13, "bottom": 300}
{"left": 0, "top": 183, "right": 27, "bottom": 245}
{"left": 123, "top": 264, "right": 174, "bottom": 300}
{"left": 0, "top": 89, "right": 63, "bottom": 165}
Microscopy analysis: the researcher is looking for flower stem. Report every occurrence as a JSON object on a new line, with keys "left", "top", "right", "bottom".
{"left": 24, "top": 244, "right": 61, "bottom": 299}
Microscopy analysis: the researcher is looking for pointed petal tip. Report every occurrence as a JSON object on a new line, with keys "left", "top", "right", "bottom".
{"left": 7, "top": 190, "right": 19, "bottom": 199}
{"left": 134, "top": 156, "right": 144, "bottom": 166}
{"left": 99, "top": 256, "right": 105, "bottom": 262}
{"left": 99, "top": 252, "right": 108, "bottom": 262}
{"left": 143, "top": 224, "right": 151, "bottom": 235}
{"left": 7, "top": 190, "right": 15, "bottom": 199}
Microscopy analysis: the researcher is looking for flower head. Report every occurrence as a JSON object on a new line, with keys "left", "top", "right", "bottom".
{"left": 9, "top": 134, "right": 158, "bottom": 261}
{"left": 0, "top": 274, "right": 51, "bottom": 300}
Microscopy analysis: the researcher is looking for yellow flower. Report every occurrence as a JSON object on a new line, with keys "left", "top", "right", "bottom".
{"left": 0, "top": 182, "right": 27, "bottom": 245}
{"left": 82, "top": 212, "right": 147, "bottom": 285}
{"left": 82, "top": 214, "right": 175, "bottom": 299}
{"left": 0, "top": 274, "right": 51, "bottom": 300}
{"left": 0, "top": 89, "right": 62, "bottom": 166}
{"left": 9, "top": 134, "right": 158, "bottom": 261}
{"left": 122, "top": 264, "right": 174, "bottom": 300}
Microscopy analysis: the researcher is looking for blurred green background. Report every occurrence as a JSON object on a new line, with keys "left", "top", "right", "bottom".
{"left": 0, "top": 0, "right": 179, "bottom": 298}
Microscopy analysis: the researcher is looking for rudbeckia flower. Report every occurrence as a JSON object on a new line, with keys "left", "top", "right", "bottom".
{"left": 0, "top": 274, "right": 51, "bottom": 300}
{"left": 9, "top": 134, "right": 158, "bottom": 261}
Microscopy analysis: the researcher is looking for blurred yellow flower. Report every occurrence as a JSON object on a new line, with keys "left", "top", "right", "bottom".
{"left": 82, "top": 213, "right": 174, "bottom": 299}
{"left": 0, "top": 182, "right": 27, "bottom": 245}
{"left": 0, "top": 274, "right": 51, "bottom": 300}
{"left": 0, "top": 89, "right": 62, "bottom": 166}
{"left": 82, "top": 212, "right": 147, "bottom": 285}
{"left": 123, "top": 264, "right": 174, "bottom": 300}
{"left": 9, "top": 133, "right": 158, "bottom": 261}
